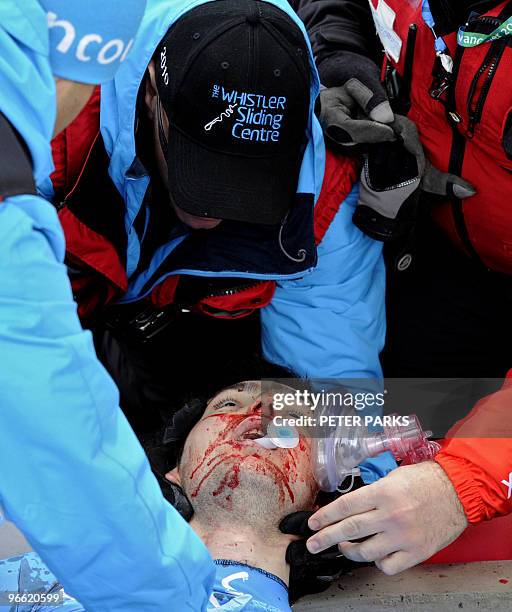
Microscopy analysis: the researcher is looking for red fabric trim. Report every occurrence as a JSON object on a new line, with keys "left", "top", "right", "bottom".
{"left": 151, "top": 275, "right": 180, "bottom": 308}
{"left": 194, "top": 281, "right": 276, "bottom": 319}
{"left": 434, "top": 378, "right": 512, "bottom": 524}
{"left": 59, "top": 206, "right": 127, "bottom": 291}
{"left": 314, "top": 149, "right": 359, "bottom": 245}
{"left": 68, "top": 260, "right": 120, "bottom": 322}
{"left": 51, "top": 87, "right": 101, "bottom": 199}
{"left": 62, "top": 131, "right": 101, "bottom": 203}
{"left": 436, "top": 449, "right": 512, "bottom": 524}
{"left": 151, "top": 278, "right": 275, "bottom": 319}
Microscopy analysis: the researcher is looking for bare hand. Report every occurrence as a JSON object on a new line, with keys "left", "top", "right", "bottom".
{"left": 306, "top": 462, "right": 468, "bottom": 575}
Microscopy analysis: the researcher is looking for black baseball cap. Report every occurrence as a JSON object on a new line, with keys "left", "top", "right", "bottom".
{"left": 155, "top": 0, "right": 311, "bottom": 225}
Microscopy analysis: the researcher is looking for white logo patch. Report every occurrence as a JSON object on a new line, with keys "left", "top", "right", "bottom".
{"left": 160, "top": 46, "right": 169, "bottom": 86}
{"left": 501, "top": 472, "right": 512, "bottom": 499}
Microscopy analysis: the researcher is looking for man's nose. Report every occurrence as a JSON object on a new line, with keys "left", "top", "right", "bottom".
{"left": 246, "top": 397, "right": 275, "bottom": 432}
{"left": 246, "top": 399, "right": 262, "bottom": 415}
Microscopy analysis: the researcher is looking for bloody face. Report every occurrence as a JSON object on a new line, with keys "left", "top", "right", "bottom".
{"left": 179, "top": 381, "right": 317, "bottom": 517}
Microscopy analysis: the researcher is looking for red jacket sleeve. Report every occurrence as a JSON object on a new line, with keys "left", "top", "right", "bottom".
{"left": 435, "top": 371, "right": 512, "bottom": 524}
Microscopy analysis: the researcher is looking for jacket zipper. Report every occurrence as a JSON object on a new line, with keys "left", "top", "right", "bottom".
{"left": 466, "top": 35, "right": 507, "bottom": 138}
{"left": 205, "top": 280, "right": 263, "bottom": 299}
{"left": 55, "top": 131, "right": 101, "bottom": 211}
{"left": 443, "top": 3, "right": 512, "bottom": 268}
{"left": 444, "top": 41, "right": 486, "bottom": 266}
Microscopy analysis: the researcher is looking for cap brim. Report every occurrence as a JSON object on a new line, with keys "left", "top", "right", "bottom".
{"left": 167, "top": 128, "right": 300, "bottom": 225}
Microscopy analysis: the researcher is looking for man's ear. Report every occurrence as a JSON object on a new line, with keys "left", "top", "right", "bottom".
{"left": 145, "top": 59, "right": 158, "bottom": 120}
{"left": 165, "top": 467, "right": 181, "bottom": 486}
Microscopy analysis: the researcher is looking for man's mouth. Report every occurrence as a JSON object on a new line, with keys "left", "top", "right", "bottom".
{"left": 232, "top": 416, "right": 266, "bottom": 442}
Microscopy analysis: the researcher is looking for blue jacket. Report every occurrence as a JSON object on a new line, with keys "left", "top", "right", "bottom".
{"left": 0, "top": 2, "right": 214, "bottom": 610}
{"left": 0, "top": 553, "right": 291, "bottom": 612}
{"left": 100, "top": 0, "right": 395, "bottom": 482}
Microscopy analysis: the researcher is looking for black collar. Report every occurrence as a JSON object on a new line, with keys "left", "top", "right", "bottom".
{"left": 431, "top": 0, "right": 501, "bottom": 35}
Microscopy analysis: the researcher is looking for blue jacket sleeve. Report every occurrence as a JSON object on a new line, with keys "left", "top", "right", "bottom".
{"left": 0, "top": 195, "right": 214, "bottom": 611}
{"left": 261, "top": 184, "right": 396, "bottom": 482}
{"left": 261, "top": 184, "right": 385, "bottom": 380}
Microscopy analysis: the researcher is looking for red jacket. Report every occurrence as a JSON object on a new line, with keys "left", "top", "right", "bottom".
{"left": 371, "top": 0, "right": 512, "bottom": 524}
{"left": 374, "top": 0, "right": 512, "bottom": 275}
{"left": 434, "top": 371, "right": 512, "bottom": 523}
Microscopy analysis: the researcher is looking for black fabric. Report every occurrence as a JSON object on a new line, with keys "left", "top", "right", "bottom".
{"left": 366, "top": 140, "right": 418, "bottom": 191}
{"left": 503, "top": 110, "right": 512, "bottom": 159}
{"left": 292, "top": 0, "right": 502, "bottom": 86}
{"left": 430, "top": 1, "right": 501, "bottom": 35}
{"left": 94, "top": 311, "right": 265, "bottom": 433}
{"left": 290, "top": 0, "right": 382, "bottom": 69}
{"left": 153, "top": 471, "right": 194, "bottom": 521}
{"left": 139, "top": 192, "right": 316, "bottom": 297}
{"left": 0, "top": 112, "right": 36, "bottom": 200}
{"left": 281, "top": 477, "right": 370, "bottom": 604}
{"left": 156, "top": 0, "right": 310, "bottom": 225}
{"left": 382, "top": 220, "right": 512, "bottom": 378}
{"left": 63, "top": 136, "right": 127, "bottom": 262}
{"left": 173, "top": 276, "right": 267, "bottom": 309}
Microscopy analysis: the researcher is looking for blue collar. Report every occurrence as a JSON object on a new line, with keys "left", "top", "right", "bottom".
{"left": 209, "top": 560, "right": 290, "bottom": 611}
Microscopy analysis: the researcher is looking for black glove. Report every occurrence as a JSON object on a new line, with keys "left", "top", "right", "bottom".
{"left": 162, "top": 398, "right": 206, "bottom": 447}
{"left": 155, "top": 471, "right": 194, "bottom": 522}
{"left": 140, "top": 399, "right": 206, "bottom": 522}
{"left": 318, "top": 52, "right": 395, "bottom": 155}
{"left": 354, "top": 115, "right": 476, "bottom": 243}
{"left": 140, "top": 397, "right": 206, "bottom": 470}
{"left": 280, "top": 478, "right": 370, "bottom": 603}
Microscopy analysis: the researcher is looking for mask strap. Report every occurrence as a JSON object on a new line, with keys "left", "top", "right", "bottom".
{"left": 278, "top": 213, "right": 307, "bottom": 263}
{"left": 336, "top": 469, "right": 360, "bottom": 494}
{"left": 156, "top": 96, "right": 169, "bottom": 158}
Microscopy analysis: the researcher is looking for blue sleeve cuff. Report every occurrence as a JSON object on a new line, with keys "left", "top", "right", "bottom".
{"left": 359, "top": 451, "right": 397, "bottom": 484}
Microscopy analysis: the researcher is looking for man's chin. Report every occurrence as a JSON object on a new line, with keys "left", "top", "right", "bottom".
{"left": 186, "top": 452, "right": 302, "bottom": 515}
{"left": 173, "top": 204, "right": 222, "bottom": 229}
{"left": 186, "top": 217, "right": 222, "bottom": 230}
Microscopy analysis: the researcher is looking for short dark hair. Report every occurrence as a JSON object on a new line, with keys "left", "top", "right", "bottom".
{"left": 165, "top": 353, "right": 293, "bottom": 467}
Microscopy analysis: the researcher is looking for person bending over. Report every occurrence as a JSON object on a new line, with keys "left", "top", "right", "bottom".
{"left": 50, "top": 0, "right": 395, "bottom": 489}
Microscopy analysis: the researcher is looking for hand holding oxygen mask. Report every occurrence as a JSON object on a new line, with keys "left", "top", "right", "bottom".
{"left": 272, "top": 392, "right": 444, "bottom": 585}
{"left": 255, "top": 399, "right": 440, "bottom": 493}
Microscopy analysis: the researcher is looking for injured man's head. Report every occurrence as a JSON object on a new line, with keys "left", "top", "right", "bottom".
{"left": 167, "top": 380, "right": 318, "bottom": 588}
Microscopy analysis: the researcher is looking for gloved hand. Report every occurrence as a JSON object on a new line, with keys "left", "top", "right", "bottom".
{"left": 280, "top": 478, "right": 370, "bottom": 603}
{"left": 353, "top": 114, "right": 476, "bottom": 242}
{"left": 318, "top": 51, "right": 396, "bottom": 154}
